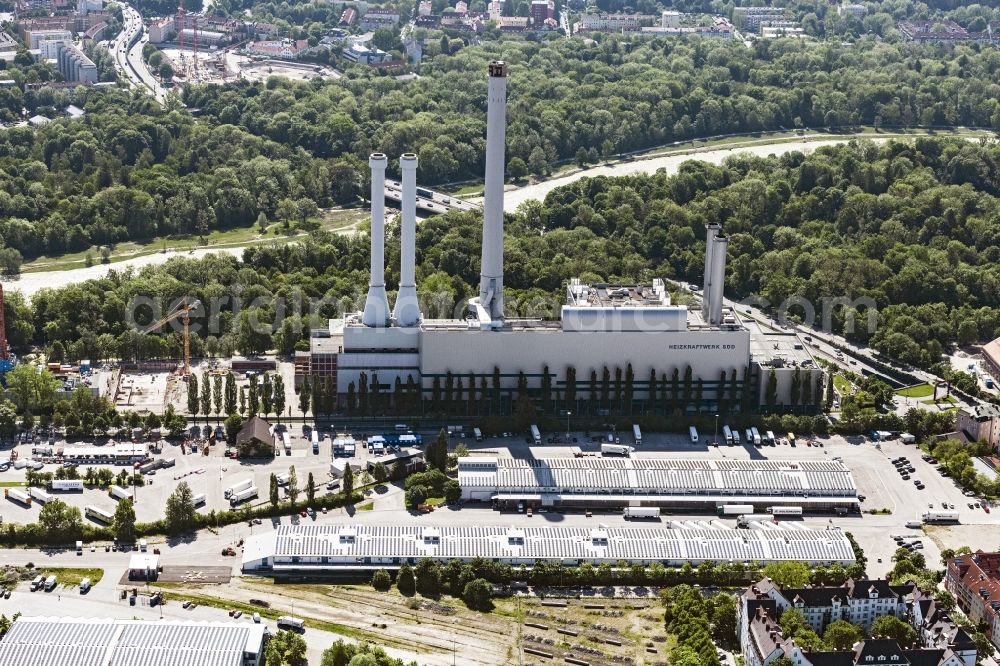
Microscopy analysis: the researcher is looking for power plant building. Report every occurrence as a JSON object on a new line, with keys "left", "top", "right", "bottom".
{"left": 309, "top": 61, "right": 823, "bottom": 414}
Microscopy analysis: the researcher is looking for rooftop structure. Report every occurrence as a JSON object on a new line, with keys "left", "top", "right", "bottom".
{"left": 897, "top": 20, "right": 1000, "bottom": 44}
{"left": 955, "top": 404, "right": 1000, "bottom": 450}
{"left": 946, "top": 552, "right": 1000, "bottom": 650}
{"left": 242, "top": 522, "right": 856, "bottom": 573}
{"left": 0, "top": 617, "right": 267, "bottom": 666}
{"left": 459, "top": 457, "right": 857, "bottom": 509}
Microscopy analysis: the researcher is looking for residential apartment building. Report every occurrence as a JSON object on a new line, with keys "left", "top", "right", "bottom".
{"left": 361, "top": 6, "right": 400, "bottom": 29}
{"left": 955, "top": 404, "right": 1000, "bottom": 449}
{"left": 740, "top": 579, "right": 977, "bottom": 666}
{"left": 531, "top": 0, "right": 553, "bottom": 26}
{"left": 56, "top": 42, "right": 97, "bottom": 83}
{"left": 837, "top": 3, "right": 867, "bottom": 18}
{"left": 740, "top": 578, "right": 914, "bottom": 635}
{"left": 732, "top": 6, "right": 787, "bottom": 31}
{"left": 575, "top": 13, "right": 656, "bottom": 33}
{"left": 27, "top": 29, "right": 73, "bottom": 50}
{"left": 946, "top": 552, "right": 1000, "bottom": 650}
{"left": 245, "top": 38, "right": 308, "bottom": 59}
{"left": 983, "top": 336, "right": 1000, "bottom": 384}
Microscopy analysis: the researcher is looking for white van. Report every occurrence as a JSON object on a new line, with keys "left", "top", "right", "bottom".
{"left": 43, "top": 575, "right": 57, "bottom": 591}
{"left": 473, "top": 427, "right": 483, "bottom": 442}
{"left": 30, "top": 574, "right": 43, "bottom": 591}
{"left": 79, "top": 578, "right": 91, "bottom": 593}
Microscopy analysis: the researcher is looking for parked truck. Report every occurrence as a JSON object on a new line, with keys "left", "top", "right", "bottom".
{"left": 224, "top": 479, "right": 254, "bottom": 499}
{"left": 751, "top": 427, "right": 762, "bottom": 446}
{"left": 530, "top": 425, "right": 541, "bottom": 445}
{"left": 718, "top": 504, "right": 754, "bottom": 516}
{"left": 50, "top": 479, "right": 84, "bottom": 492}
{"left": 737, "top": 514, "right": 776, "bottom": 526}
{"left": 723, "top": 425, "right": 733, "bottom": 445}
{"left": 689, "top": 426, "right": 699, "bottom": 443}
{"left": 282, "top": 433, "right": 292, "bottom": 455}
{"left": 601, "top": 443, "right": 634, "bottom": 457}
{"left": 28, "top": 487, "right": 53, "bottom": 504}
{"left": 192, "top": 493, "right": 206, "bottom": 507}
{"left": 230, "top": 486, "right": 258, "bottom": 505}
{"left": 632, "top": 424, "right": 642, "bottom": 445}
{"left": 922, "top": 510, "right": 959, "bottom": 524}
{"left": 624, "top": 507, "right": 659, "bottom": 520}
{"left": 767, "top": 506, "right": 803, "bottom": 516}
{"left": 5, "top": 488, "right": 31, "bottom": 506}
{"left": 108, "top": 485, "right": 131, "bottom": 500}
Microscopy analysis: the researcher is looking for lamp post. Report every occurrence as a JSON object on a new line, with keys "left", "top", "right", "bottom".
{"left": 714, "top": 413, "right": 719, "bottom": 447}
{"left": 565, "top": 411, "right": 571, "bottom": 442}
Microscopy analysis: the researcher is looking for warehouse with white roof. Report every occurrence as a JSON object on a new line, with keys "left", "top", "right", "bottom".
{"left": 241, "top": 523, "right": 856, "bottom": 574}
{"left": 0, "top": 617, "right": 267, "bottom": 666}
{"left": 458, "top": 457, "right": 859, "bottom": 511}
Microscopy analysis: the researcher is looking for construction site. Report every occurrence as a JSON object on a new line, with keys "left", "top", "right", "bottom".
{"left": 154, "top": 5, "right": 339, "bottom": 85}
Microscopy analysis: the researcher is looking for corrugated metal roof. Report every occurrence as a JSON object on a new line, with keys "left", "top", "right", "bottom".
{"left": 248, "top": 522, "right": 856, "bottom": 566}
{"left": 0, "top": 618, "right": 265, "bottom": 666}
{"left": 458, "top": 457, "right": 857, "bottom": 497}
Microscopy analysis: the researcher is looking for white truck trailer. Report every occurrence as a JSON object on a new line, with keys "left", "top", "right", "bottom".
{"left": 28, "top": 487, "right": 53, "bottom": 504}
{"left": 230, "top": 486, "right": 258, "bottom": 505}
{"left": 5, "top": 488, "right": 31, "bottom": 506}
{"left": 922, "top": 510, "right": 959, "bottom": 524}
{"left": 224, "top": 479, "right": 254, "bottom": 499}
{"left": 632, "top": 424, "right": 642, "bottom": 445}
{"left": 192, "top": 493, "right": 206, "bottom": 507}
{"left": 767, "top": 506, "right": 803, "bottom": 516}
{"left": 722, "top": 425, "right": 733, "bottom": 445}
{"left": 530, "top": 425, "right": 541, "bottom": 445}
{"left": 624, "top": 507, "right": 659, "bottom": 519}
{"left": 50, "top": 479, "right": 84, "bottom": 492}
{"left": 108, "top": 485, "right": 131, "bottom": 500}
{"left": 601, "top": 443, "right": 634, "bottom": 457}
{"left": 718, "top": 504, "right": 754, "bottom": 516}
{"left": 689, "top": 426, "right": 699, "bottom": 442}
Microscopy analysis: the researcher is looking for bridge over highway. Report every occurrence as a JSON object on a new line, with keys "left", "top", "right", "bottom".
{"left": 384, "top": 180, "right": 480, "bottom": 215}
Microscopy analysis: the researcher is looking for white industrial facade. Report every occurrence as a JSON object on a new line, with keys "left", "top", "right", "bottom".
{"left": 0, "top": 617, "right": 267, "bottom": 666}
{"left": 241, "top": 523, "right": 857, "bottom": 573}
{"left": 459, "top": 457, "right": 859, "bottom": 510}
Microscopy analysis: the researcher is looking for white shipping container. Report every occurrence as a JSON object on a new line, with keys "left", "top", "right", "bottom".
{"left": 230, "top": 486, "right": 258, "bottom": 504}
{"left": 624, "top": 507, "right": 659, "bottom": 519}
{"left": 767, "top": 506, "right": 803, "bottom": 516}
{"left": 719, "top": 504, "right": 754, "bottom": 516}
{"left": 601, "top": 443, "right": 634, "bottom": 456}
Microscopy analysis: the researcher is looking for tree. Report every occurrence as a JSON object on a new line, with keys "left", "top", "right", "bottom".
{"left": 212, "top": 375, "right": 223, "bottom": 419}
{"left": 415, "top": 558, "right": 441, "bottom": 596}
{"left": 187, "top": 374, "right": 199, "bottom": 417}
{"left": 342, "top": 462, "right": 354, "bottom": 498}
{"left": 264, "top": 630, "right": 307, "bottom": 666}
{"left": 824, "top": 620, "right": 862, "bottom": 651}
{"left": 763, "top": 561, "right": 810, "bottom": 587}
{"left": 428, "top": 429, "right": 448, "bottom": 471}
{"left": 508, "top": 157, "right": 528, "bottom": 181}
{"left": 397, "top": 563, "right": 415, "bottom": 595}
{"left": 164, "top": 481, "right": 197, "bottom": 534}
{"left": 287, "top": 465, "right": 299, "bottom": 505}
{"left": 771, "top": 658, "right": 793, "bottom": 666}
{"left": 444, "top": 479, "right": 461, "bottom": 504}
{"left": 405, "top": 485, "right": 427, "bottom": 509}
{"left": 299, "top": 375, "right": 311, "bottom": 417}
{"left": 262, "top": 374, "right": 273, "bottom": 415}
{"left": 224, "top": 372, "right": 237, "bottom": 415}
{"left": 306, "top": 472, "right": 316, "bottom": 504}
{"left": 38, "top": 499, "right": 83, "bottom": 540}
{"left": 462, "top": 578, "right": 493, "bottom": 611}
{"left": 870, "top": 616, "right": 917, "bottom": 647}
{"left": 372, "top": 568, "right": 392, "bottom": 592}
{"left": 0, "top": 400, "right": 16, "bottom": 438}
{"left": 5, "top": 364, "right": 59, "bottom": 410}
{"left": 200, "top": 371, "right": 211, "bottom": 417}
{"left": 273, "top": 374, "right": 286, "bottom": 421}
{"left": 270, "top": 473, "right": 280, "bottom": 507}
{"left": 710, "top": 593, "right": 738, "bottom": 643}
{"left": 113, "top": 497, "right": 137, "bottom": 543}
{"left": 372, "top": 462, "right": 387, "bottom": 484}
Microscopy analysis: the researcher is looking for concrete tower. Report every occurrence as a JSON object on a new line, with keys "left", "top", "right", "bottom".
{"left": 477, "top": 61, "right": 507, "bottom": 327}
{"left": 362, "top": 153, "right": 391, "bottom": 327}
{"left": 701, "top": 222, "right": 720, "bottom": 321}
{"left": 708, "top": 234, "right": 729, "bottom": 326}
{"left": 393, "top": 153, "right": 421, "bottom": 327}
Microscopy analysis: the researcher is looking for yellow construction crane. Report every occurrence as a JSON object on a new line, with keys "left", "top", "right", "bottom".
{"left": 143, "top": 298, "right": 201, "bottom": 375}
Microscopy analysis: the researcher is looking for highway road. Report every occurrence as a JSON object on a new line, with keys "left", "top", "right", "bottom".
{"left": 108, "top": 3, "right": 169, "bottom": 103}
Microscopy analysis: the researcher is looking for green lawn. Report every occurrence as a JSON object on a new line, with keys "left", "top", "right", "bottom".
{"left": 355, "top": 501, "right": 374, "bottom": 511}
{"left": 922, "top": 395, "right": 958, "bottom": 405}
{"left": 897, "top": 384, "right": 935, "bottom": 398}
{"left": 34, "top": 567, "right": 104, "bottom": 588}
{"left": 833, "top": 374, "right": 853, "bottom": 396}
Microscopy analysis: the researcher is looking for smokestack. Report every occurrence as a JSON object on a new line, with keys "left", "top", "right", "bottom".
{"left": 477, "top": 61, "right": 507, "bottom": 326}
{"left": 362, "top": 153, "right": 391, "bottom": 328}
{"left": 701, "top": 222, "right": 720, "bottom": 321}
{"left": 709, "top": 234, "right": 729, "bottom": 326}
{"left": 393, "top": 153, "right": 421, "bottom": 327}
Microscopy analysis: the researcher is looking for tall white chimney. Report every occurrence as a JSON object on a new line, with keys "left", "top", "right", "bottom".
{"left": 477, "top": 61, "right": 507, "bottom": 326}
{"left": 362, "top": 153, "right": 390, "bottom": 327}
{"left": 701, "top": 222, "right": 720, "bottom": 321}
{"left": 393, "top": 153, "right": 421, "bottom": 327}
{"left": 709, "top": 234, "right": 729, "bottom": 326}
